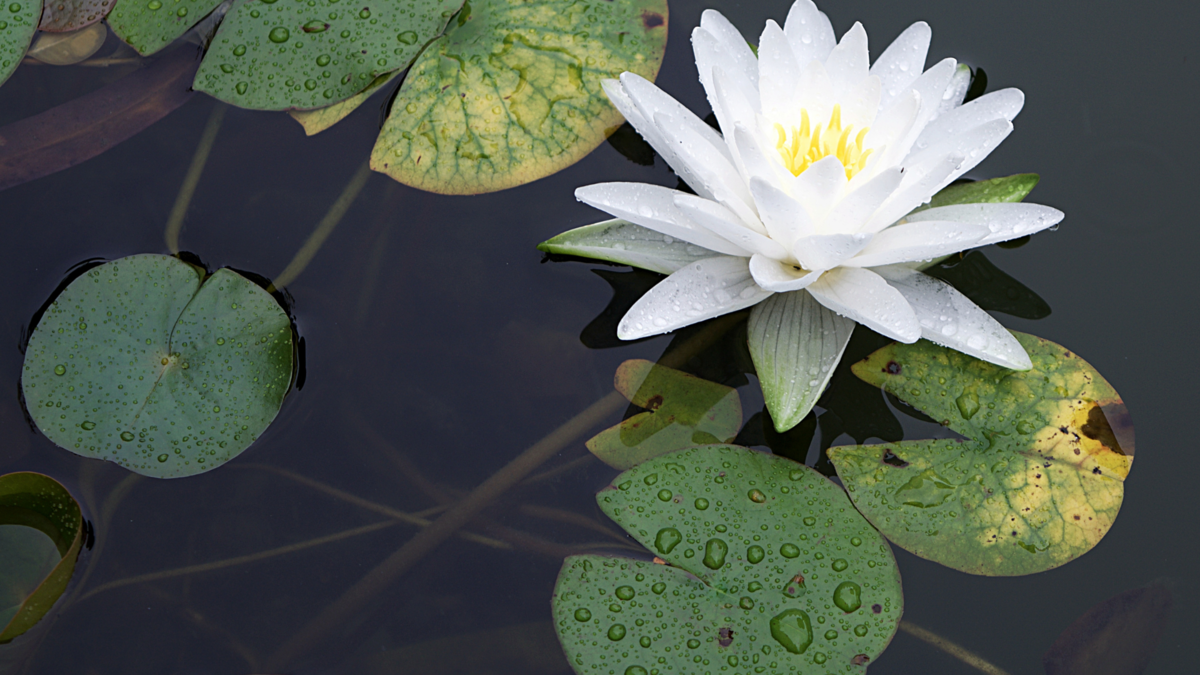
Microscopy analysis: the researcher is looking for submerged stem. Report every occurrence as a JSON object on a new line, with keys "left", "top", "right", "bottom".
{"left": 164, "top": 102, "right": 226, "bottom": 254}
{"left": 899, "top": 620, "right": 1013, "bottom": 675}
{"left": 269, "top": 160, "right": 372, "bottom": 292}
{"left": 264, "top": 313, "right": 741, "bottom": 670}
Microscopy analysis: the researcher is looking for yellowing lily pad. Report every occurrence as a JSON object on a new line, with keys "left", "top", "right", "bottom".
{"left": 554, "top": 445, "right": 903, "bottom": 675}
{"left": 22, "top": 254, "right": 294, "bottom": 479}
{"left": 586, "top": 359, "right": 741, "bottom": 470}
{"left": 828, "top": 333, "right": 1132, "bottom": 576}
{"left": 39, "top": 0, "right": 113, "bottom": 32}
{"left": 371, "top": 0, "right": 668, "bottom": 194}
{"left": 0, "top": 472, "right": 85, "bottom": 643}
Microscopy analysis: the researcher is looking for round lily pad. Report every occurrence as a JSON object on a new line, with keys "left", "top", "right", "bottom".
{"left": 829, "top": 333, "right": 1132, "bottom": 575}
{"left": 194, "top": 0, "right": 462, "bottom": 111}
{"left": 0, "top": 0, "right": 40, "bottom": 89}
{"left": 0, "top": 472, "right": 85, "bottom": 643}
{"left": 107, "top": 0, "right": 225, "bottom": 56}
{"left": 22, "top": 254, "right": 294, "bottom": 479}
{"left": 371, "top": 0, "right": 668, "bottom": 194}
{"left": 553, "top": 445, "right": 903, "bottom": 674}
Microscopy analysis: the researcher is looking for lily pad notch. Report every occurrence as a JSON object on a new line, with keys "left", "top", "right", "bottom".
{"left": 22, "top": 254, "right": 296, "bottom": 479}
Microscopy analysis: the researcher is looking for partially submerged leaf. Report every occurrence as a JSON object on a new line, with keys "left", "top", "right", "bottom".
{"left": 27, "top": 22, "right": 107, "bottom": 65}
{"left": 586, "top": 360, "right": 741, "bottom": 470}
{"left": 554, "top": 445, "right": 903, "bottom": 674}
{"left": 195, "top": 0, "right": 461, "bottom": 111}
{"left": 289, "top": 70, "right": 401, "bottom": 136}
{"left": 0, "top": 0, "right": 40, "bottom": 90}
{"left": 829, "top": 333, "right": 1132, "bottom": 576}
{"left": 107, "top": 0, "right": 223, "bottom": 55}
{"left": 1043, "top": 582, "right": 1173, "bottom": 675}
{"left": 39, "top": 0, "right": 114, "bottom": 32}
{"left": 0, "top": 45, "right": 199, "bottom": 192}
{"left": 22, "top": 254, "right": 294, "bottom": 479}
{"left": 0, "top": 472, "right": 85, "bottom": 643}
{"left": 372, "top": 0, "right": 669, "bottom": 194}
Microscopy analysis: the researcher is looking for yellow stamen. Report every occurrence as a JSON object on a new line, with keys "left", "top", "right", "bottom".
{"left": 773, "top": 104, "right": 874, "bottom": 180}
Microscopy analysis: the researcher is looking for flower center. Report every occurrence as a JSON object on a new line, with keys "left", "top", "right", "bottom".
{"left": 774, "top": 104, "right": 873, "bottom": 180}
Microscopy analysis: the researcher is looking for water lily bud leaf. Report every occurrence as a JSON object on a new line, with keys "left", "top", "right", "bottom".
{"left": 0, "top": 0, "right": 40, "bottom": 90}
{"left": 39, "top": 0, "right": 113, "bottom": 32}
{"left": 289, "top": 69, "right": 400, "bottom": 136}
{"left": 27, "top": 22, "right": 106, "bottom": 64}
{"left": 22, "top": 254, "right": 294, "bottom": 479}
{"left": 108, "top": 0, "right": 224, "bottom": 56}
{"left": 538, "top": 219, "right": 713, "bottom": 276}
{"left": 0, "top": 472, "right": 84, "bottom": 643}
{"left": 195, "top": 0, "right": 463, "bottom": 111}
{"left": 913, "top": 173, "right": 1041, "bottom": 216}
{"left": 586, "top": 360, "right": 740, "bottom": 470}
{"left": 553, "top": 445, "right": 903, "bottom": 674}
{"left": 371, "top": 0, "right": 669, "bottom": 194}
{"left": 925, "top": 250, "right": 1051, "bottom": 319}
{"left": 829, "top": 332, "right": 1132, "bottom": 576}
{"left": 1042, "top": 581, "right": 1173, "bottom": 675}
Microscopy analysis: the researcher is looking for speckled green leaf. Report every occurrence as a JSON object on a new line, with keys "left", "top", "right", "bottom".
{"left": 107, "top": 0, "right": 223, "bottom": 56}
{"left": 372, "top": 0, "right": 668, "bottom": 194}
{"left": 920, "top": 173, "right": 1040, "bottom": 212}
{"left": 554, "top": 445, "right": 902, "bottom": 674}
{"left": 0, "top": 0, "right": 40, "bottom": 89}
{"left": 194, "top": 0, "right": 461, "bottom": 111}
{"left": 828, "top": 333, "right": 1132, "bottom": 576}
{"left": 22, "top": 254, "right": 293, "bottom": 479}
{"left": 39, "top": 0, "right": 114, "bottom": 32}
{"left": 289, "top": 69, "right": 400, "bottom": 135}
{"left": 0, "top": 472, "right": 84, "bottom": 643}
{"left": 586, "top": 360, "right": 741, "bottom": 470}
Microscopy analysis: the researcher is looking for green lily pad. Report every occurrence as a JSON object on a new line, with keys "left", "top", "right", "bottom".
{"left": 371, "top": 0, "right": 668, "bottom": 194}
{"left": 0, "top": 0, "right": 40, "bottom": 89}
{"left": 22, "top": 254, "right": 294, "bottom": 479}
{"left": 915, "top": 173, "right": 1040, "bottom": 214}
{"left": 0, "top": 472, "right": 84, "bottom": 643}
{"left": 553, "top": 445, "right": 903, "bottom": 674}
{"left": 586, "top": 360, "right": 741, "bottom": 470}
{"left": 194, "top": 0, "right": 462, "bottom": 111}
{"left": 289, "top": 69, "right": 401, "bottom": 135}
{"left": 107, "top": 0, "right": 223, "bottom": 56}
{"left": 828, "top": 333, "right": 1132, "bottom": 576}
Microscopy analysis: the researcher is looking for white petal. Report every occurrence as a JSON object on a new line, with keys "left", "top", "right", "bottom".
{"left": 867, "top": 89, "right": 920, "bottom": 156}
{"left": 657, "top": 114, "right": 764, "bottom": 231}
{"left": 904, "top": 118, "right": 1014, "bottom": 191}
{"left": 783, "top": 0, "right": 836, "bottom": 66}
{"left": 791, "top": 154, "right": 848, "bottom": 223}
{"left": 673, "top": 194, "right": 787, "bottom": 259}
{"left": 807, "top": 266, "right": 920, "bottom": 343}
{"left": 735, "top": 125, "right": 790, "bottom": 187}
{"left": 694, "top": 29, "right": 760, "bottom": 114}
{"left": 934, "top": 64, "right": 972, "bottom": 119}
{"left": 748, "top": 290, "right": 855, "bottom": 431}
{"left": 913, "top": 88, "right": 1024, "bottom": 153}
{"left": 538, "top": 218, "right": 720, "bottom": 275}
{"left": 793, "top": 233, "right": 872, "bottom": 270}
{"left": 871, "top": 21, "right": 931, "bottom": 109}
{"left": 698, "top": 10, "right": 759, "bottom": 88}
{"left": 576, "top": 183, "right": 751, "bottom": 256}
{"left": 847, "top": 220, "right": 988, "bottom": 267}
{"left": 837, "top": 73, "right": 882, "bottom": 130}
{"left": 749, "top": 175, "right": 815, "bottom": 247}
{"left": 620, "top": 72, "right": 732, "bottom": 164}
{"left": 861, "top": 153, "right": 962, "bottom": 233}
{"left": 759, "top": 20, "right": 800, "bottom": 123}
{"left": 824, "top": 168, "right": 903, "bottom": 234}
{"left": 749, "top": 254, "right": 823, "bottom": 292}
{"left": 875, "top": 266, "right": 1032, "bottom": 369}
{"left": 794, "top": 58, "right": 836, "bottom": 120}
{"left": 618, "top": 256, "right": 771, "bottom": 339}
{"left": 903, "top": 203, "right": 1065, "bottom": 246}
{"left": 825, "top": 22, "right": 870, "bottom": 99}
{"left": 888, "top": 58, "right": 957, "bottom": 161}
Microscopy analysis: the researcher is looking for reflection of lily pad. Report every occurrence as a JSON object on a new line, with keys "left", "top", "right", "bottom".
{"left": 553, "top": 445, "right": 903, "bottom": 674}
{"left": 371, "top": 0, "right": 669, "bottom": 194}
{"left": 22, "top": 254, "right": 294, "bottom": 479}
{"left": 0, "top": 472, "right": 85, "bottom": 643}
{"left": 586, "top": 360, "right": 741, "bottom": 470}
{"left": 829, "top": 333, "right": 1132, "bottom": 576}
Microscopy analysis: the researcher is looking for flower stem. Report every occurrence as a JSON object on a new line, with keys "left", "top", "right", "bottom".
{"left": 899, "top": 620, "right": 1012, "bottom": 675}
{"left": 164, "top": 102, "right": 226, "bottom": 255}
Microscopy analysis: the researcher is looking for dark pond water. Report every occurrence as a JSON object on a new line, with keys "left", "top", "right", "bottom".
{"left": 0, "top": 0, "right": 1196, "bottom": 673}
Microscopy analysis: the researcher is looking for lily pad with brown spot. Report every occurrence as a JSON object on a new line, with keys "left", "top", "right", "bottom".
{"left": 828, "top": 333, "right": 1132, "bottom": 576}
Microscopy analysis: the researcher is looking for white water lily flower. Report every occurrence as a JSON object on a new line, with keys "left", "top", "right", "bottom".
{"left": 554, "top": 0, "right": 1064, "bottom": 430}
